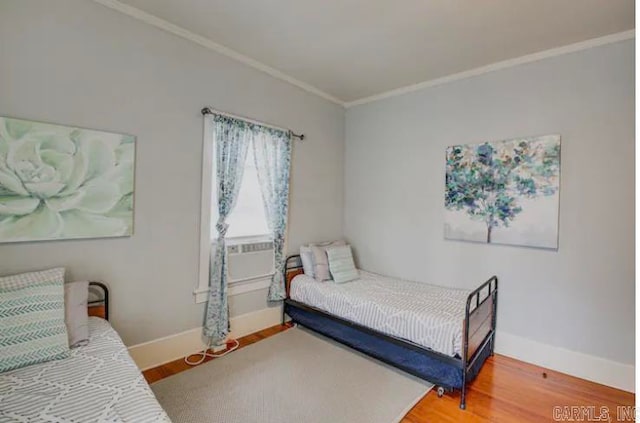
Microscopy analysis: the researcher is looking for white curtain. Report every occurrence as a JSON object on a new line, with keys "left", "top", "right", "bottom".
{"left": 203, "top": 115, "right": 251, "bottom": 342}
{"left": 252, "top": 128, "right": 292, "bottom": 301}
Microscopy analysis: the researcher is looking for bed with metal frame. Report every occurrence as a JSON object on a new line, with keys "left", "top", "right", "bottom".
{"left": 282, "top": 254, "right": 498, "bottom": 410}
{"left": 0, "top": 280, "right": 172, "bottom": 423}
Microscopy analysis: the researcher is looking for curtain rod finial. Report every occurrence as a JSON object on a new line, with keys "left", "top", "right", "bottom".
{"left": 201, "top": 107, "right": 212, "bottom": 116}
{"left": 290, "top": 131, "right": 305, "bottom": 141}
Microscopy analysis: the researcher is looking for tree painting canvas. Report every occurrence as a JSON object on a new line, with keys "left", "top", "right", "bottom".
{"left": 444, "top": 135, "right": 560, "bottom": 249}
{"left": 0, "top": 117, "right": 135, "bottom": 243}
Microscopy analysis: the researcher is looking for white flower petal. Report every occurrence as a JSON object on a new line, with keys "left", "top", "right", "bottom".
{"left": 58, "top": 150, "right": 88, "bottom": 196}
{"left": 40, "top": 149, "right": 74, "bottom": 182}
{"left": 115, "top": 143, "right": 135, "bottom": 166}
{"left": 7, "top": 137, "right": 43, "bottom": 170}
{"left": 24, "top": 182, "right": 65, "bottom": 198}
{"left": 72, "top": 129, "right": 124, "bottom": 151}
{"left": 105, "top": 193, "right": 133, "bottom": 233}
{"left": 0, "top": 136, "right": 8, "bottom": 162}
{"left": 59, "top": 210, "right": 128, "bottom": 238}
{"left": 79, "top": 136, "right": 117, "bottom": 181}
{"left": 38, "top": 132, "right": 75, "bottom": 155}
{"left": 3, "top": 118, "right": 34, "bottom": 140}
{"left": 0, "top": 197, "right": 40, "bottom": 216}
{"left": 73, "top": 180, "right": 122, "bottom": 214}
{"left": 44, "top": 191, "right": 83, "bottom": 212}
{"left": 0, "top": 204, "right": 63, "bottom": 241}
{"left": 100, "top": 162, "right": 134, "bottom": 197}
{"left": 0, "top": 169, "right": 29, "bottom": 196}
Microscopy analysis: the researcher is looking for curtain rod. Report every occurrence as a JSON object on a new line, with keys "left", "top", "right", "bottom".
{"left": 201, "top": 107, "right": 305, "bottom": 141}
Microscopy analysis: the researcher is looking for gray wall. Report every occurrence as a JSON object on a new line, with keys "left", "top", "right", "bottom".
{"left": 0, "top": 0, "right": 344, "bottom": 345}
{"left": 0, "top": 0, "right": 633, "bottom": 368}
{"left": 345, "top": 40, "right": 634, "bottom": 365}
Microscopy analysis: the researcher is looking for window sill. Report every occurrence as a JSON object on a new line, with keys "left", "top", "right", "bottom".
{"left": 224, "top": 234, "right": 273, "bottom": 245}
{"left": 193, "top": 274, "right": 274, "bottom": 303}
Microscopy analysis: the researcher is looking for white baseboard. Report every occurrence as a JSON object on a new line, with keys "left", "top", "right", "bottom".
{"left": 495, "top": 330, "right": 634, "bottom": 393}
{"left": 128, "top": 305, "right": 285, "bottom": 371}
{"left": 128, "top": 326, "right": 206, "bottom": 371}
{"left": 227, "top": 305, "right": 284, "bottom": 340}
{"left": 128, "top": 311, "right": 634, "bottom": 393}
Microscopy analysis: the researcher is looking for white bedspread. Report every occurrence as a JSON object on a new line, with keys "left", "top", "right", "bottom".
{"left": 0, "top": 318, "right": 171, "bottom": 423}
{"left": 290, "top": 271, "right": 470, "bottom": 356}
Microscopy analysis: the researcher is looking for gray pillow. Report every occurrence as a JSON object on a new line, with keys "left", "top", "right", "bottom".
{"left": 64, "top": 281, "right": 89, "bottom": 348}
{"left": 299, "top": 246, "right": 316, "bottom": 278}
{"left": 310, "top": 240, "right": 346, "bottom": 281}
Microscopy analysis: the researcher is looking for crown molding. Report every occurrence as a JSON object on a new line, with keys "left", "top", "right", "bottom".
{"left": 89, "top": 0, "right": 634, "bottom": 110}
{"left": 91, "top": 0, "right": 345, "bottom": 106}
{"left": 345, "top": 29, "right": 635, "bottom": 108}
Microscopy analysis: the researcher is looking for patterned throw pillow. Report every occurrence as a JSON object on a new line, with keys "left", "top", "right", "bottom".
{"left": 326, "top": 245, "right": 359, "bottom": 284}
{"left": 0, "top": 268, "right": 70, "bottom": 372}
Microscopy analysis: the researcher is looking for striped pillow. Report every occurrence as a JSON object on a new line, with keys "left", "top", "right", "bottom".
{"left": 326, "top": 245, "right": 359, "bottom": 284}
{"left": 0, "top": 268, "right": 70, "bottom": 372}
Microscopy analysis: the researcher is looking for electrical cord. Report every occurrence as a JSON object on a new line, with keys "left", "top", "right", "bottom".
{"left": 184, "top": 338, "right": 240, "bottom": 366}
{"left": 184, "top": 322, "right": 294, "bottom": 366}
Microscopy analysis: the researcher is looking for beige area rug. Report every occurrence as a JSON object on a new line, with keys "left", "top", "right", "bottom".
{"left": 151, "top": 327, "right": 432, "bottom": 423}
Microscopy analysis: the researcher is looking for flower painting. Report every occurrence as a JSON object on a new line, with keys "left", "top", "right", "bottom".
{"left": 0, "top": 117, "right": 135, "bottom": 243}
{"left": 444, "top": 135, "right": 560, "bottom": 249}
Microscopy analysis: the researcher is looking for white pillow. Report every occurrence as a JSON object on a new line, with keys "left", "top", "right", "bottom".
{"left": 299, "top": 246, "right": 315, "bottom": 278}
{"left": 310, "top": 240, "right": 346, "bottom": 281}
{"left": 327, "top": 244, "right": 359, "bottom": 284}
{"left": 64, "top": 281, "right": 89, "bottom": 348}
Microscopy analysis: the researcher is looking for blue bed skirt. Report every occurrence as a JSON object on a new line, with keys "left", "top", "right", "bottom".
{"left": 285, "top": 303, "right": 491, "bottom": 390}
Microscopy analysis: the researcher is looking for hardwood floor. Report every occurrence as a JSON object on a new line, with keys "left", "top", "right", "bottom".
{"left": 143, "top": 324, "right": 290, "bottom": 384}
{"left": 143, "top": 324, "right": 634, "bottom": 422}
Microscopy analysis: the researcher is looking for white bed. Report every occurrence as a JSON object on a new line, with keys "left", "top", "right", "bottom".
{"left": 289, "top": 271, "right": 471, "bottom": 357}
{"left": 0, "top": 317, "right": 171, "bottom": 423}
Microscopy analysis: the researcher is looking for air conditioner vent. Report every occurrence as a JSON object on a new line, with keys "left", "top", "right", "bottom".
{"left": 227, "top": 242, "right": 274, "bottom": 255}
{"left": 226, "top": 240, "right": 275, "bottom": 283}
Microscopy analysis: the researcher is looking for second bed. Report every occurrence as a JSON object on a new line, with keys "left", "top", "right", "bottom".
{"left": 284, "top": 255, "right": 498, "bottom": 410}
{"left": 290, "top": 271, "right": 469, "bottom": 357}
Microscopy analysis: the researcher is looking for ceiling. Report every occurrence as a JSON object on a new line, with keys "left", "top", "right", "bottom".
{"left": 118, "top": 0, "right": 635, "bottom": 104}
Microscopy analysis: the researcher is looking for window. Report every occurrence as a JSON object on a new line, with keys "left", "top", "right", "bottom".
{"left": 210, "top": 147, "right": 271, "bottom": 240}
{"left": 195, "top": 117, "right": 277, "bottom": 303}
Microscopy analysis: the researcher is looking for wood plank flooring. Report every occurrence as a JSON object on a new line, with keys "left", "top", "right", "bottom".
{"left": 143, "top": 324, "right": 634, "bottom": 422}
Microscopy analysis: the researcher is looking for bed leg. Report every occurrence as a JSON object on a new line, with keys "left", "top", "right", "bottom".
{"left": 281, "top": 305, "right": 286, "bottom": 325}
{"left": 490, "top": 333, "right": 495, "bottom": 356}
{"left": 460, "top": 384, "right": 467, "bottom": 410}
{"left": 460, "top": 367, "right": 467, "bottom": 410}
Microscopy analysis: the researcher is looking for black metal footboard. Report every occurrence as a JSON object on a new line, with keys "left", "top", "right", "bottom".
{"left": 460, "top": 275, "right": 498, "bottom": 408}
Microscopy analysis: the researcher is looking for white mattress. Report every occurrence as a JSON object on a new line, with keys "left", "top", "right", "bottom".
{"left": 290, "top": 271, "right": 470, "bottom": 356}
{"left": 0, "top": 317, "right": 171, "bottom": 423}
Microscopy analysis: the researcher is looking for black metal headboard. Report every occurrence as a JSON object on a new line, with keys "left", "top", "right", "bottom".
{"left": 284, "top": 254, "right": 303, "bottom": 273}
{"left": 88, "top": 281, "right": 109, "bottom": 321}
{"left": 284, "top": 255, "right": 303, "bottom": 297}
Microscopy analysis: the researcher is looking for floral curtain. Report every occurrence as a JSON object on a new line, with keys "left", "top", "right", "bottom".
{"left": 252, "top": 128, "right": 292, "bottom": 301}
{"left": 203, "top": 115, "right": 250, "bottom": 342}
